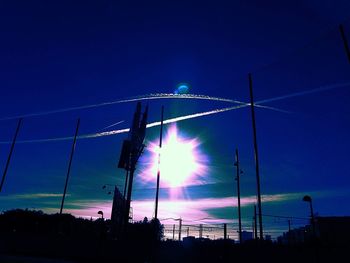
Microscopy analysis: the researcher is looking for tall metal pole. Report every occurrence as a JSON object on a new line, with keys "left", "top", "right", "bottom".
{"left": 224, "top": 223, "right": 227, "bottom": 240}
{"left": 288, "top": 219, "right": 291, "bottom": 232}
{"left": 310, "top": 200, "right": 316, "bottom": 236}
{"left": 235, "top": 148, "right": 242, "bottom": 243}
{"left": 154, "top": 106, "right": 164, "bottom": 220}
{"left": 254, "top": 204, "right": 258, "bottom": 240}
{"left": 288, "top": 219, "right": 291, "bottom": 245}
{"left": 0, "top": 118, "right": 22, "bottom": 192}
{"left": 60, "top": 118, "right": 80, "bottom": 214}
{"left": 172, "top": 224, "right": 175, "bottom": 240}
{"left": 339, "top": 24, "right": 350, "bottom": 63}
{"left": 178, "top": 218, "right": 182, "bottom": 241}
{"left": 248, "top": 73, "right": 263, "bottom": 239}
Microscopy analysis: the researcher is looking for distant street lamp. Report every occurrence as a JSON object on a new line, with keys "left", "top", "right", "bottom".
{"left": 302, "top": 195, "right": 315, "bottom": 237}
{"left": 234, "top": 148, "right": 243, "bottom": 243}
{"left": 98, "top": 210, "right": 104, "bottom": 220}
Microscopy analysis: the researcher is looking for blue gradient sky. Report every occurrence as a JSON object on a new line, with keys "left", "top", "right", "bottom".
{"left": 1, "top": 0, "right": 350, "bottom": 239}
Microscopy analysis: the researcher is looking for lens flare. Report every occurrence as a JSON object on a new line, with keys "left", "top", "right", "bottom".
{"left": 140, "top": 124, "right": 209, "bottom": 190}
{"left": 175, "top": 83, "right": 190, "bottom": 94}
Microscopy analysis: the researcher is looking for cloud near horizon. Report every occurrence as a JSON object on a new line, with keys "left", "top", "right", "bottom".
{"left": 0, "top": 192, "right": 70, "bottom": 200}
{"left": 29, "top": 192, "right": 303, "bottom": 222}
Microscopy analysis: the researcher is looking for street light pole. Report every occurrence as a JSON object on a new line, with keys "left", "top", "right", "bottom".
{"left": 248, "top": 73, "right": 263, "bottom": 240}
{"left": 303, "top": 195, "right": 316, "bottom": 237}
{"left": 154, "top": 106, "right": 164, "bottom": 220}
{"left": 254, "top": 204, "right": 258, "bottom": 240}
{"left": 178, "top": 218, "right": 182, "bottom": 241}
{"left": 0, "top": 118, "right": 23, "bottom": 192}
{"left": 234, "top": 148, "right": 242, "bottom": 243}
{"left": 60, "top": 118, "right": 80, "bottom": 214}
{"left": 98, "top": 210, "right": 104, "bottom": 220}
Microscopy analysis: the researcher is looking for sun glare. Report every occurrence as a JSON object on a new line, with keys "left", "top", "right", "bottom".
{"left": 142, "top": 124, "right": 208, "bottom": 189}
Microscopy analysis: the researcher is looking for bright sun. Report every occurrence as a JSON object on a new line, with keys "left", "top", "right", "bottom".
{"left": 142, "top": 124, "right": 208, "bottom": 188}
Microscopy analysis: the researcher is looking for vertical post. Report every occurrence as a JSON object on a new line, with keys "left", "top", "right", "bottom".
{"left": 224, "top": 223, "right": 227, "bottom": 240}
{"left": 172, "top": 224, "right": 175, "bottom": 240}
{"left": 288, "top": 219, "right": 291, "bottom": 245}
{"left": 199, "top": 224, "right": 203, "bottom": 238}
{"left": 254, "top": 204, "right": 258, "bottom": 240}
{"left": 248, "top": 73, "right": 263, "bottom": 239}
{"left": 339, "top": 24, "right": 350, "bottom": 63}
{"left": 187, "top": 227, "right": 190, "bottom": 237}
{"left": 310, "top": 200, "right": 316, "bottom": 237}
{"left": 60, "top": 118, "right": 80, "bottom": 214}
{"left": 178, "top": 218, "right": 182, "bottom": 241}
{"left": 0, "top": 118, "right": 22, "bottom": 192}
{"left": 155, "top": 106, "right": 164, "bottom": 220}
{"left": 235, "top": 149, "right": 242, "bottom": 243}
{"left": 303, "top": 195, "right": 316, "bottom": 238}
{"left": 288, "top": 219, "right": 291, "bottom": 232}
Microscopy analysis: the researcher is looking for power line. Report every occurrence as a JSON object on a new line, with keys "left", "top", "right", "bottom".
{"left": 261, "top": 214, "right": 309, "bottom": 220}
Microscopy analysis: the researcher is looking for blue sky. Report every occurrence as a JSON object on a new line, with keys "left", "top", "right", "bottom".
{"left": 1, "top": 0, "right": 350, "bottom": 239}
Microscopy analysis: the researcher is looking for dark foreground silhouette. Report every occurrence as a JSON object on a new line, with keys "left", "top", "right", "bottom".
{"left": 0, "top": 209, "right": 349, "bottom": 263}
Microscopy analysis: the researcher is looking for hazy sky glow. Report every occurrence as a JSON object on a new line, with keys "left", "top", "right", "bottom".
{"left": 1, "top": 0, "right": 350, "bottom": 240}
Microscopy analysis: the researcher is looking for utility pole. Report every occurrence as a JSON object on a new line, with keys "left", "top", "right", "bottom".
{"left": 288, "top": 219, "right": 291, "bottom": 232}
{"left": 154, "top": 106, "right": 164, "bottom": 220}
{"left": 187, "top": 227, "right": 190, "bottom": 237}
{"left": 254, "top": 204, "right": 258, "bottom": 240}
{"left": 60, "top": 118, "right": 80, "bottom": 214}
{"left": 309, "top": 199, "right": 316, "bottom": 237}
{"left": 178, "top": 218, "right": 182, "bottom": 241}
{"left": 310, "top": 202, "right": 316, "bottom": 237}
{"left": 234, "top": 148, "right": 242, "bottom": 243}
{"left": 339, "top": 24, "right": 350, "bottom": 63}
{"left": 0, "top": 118, "right": 22, "bottom": 192}
{"left": 248, "top": 73, "right": 263, "bottom": 239}
{"left": 303, "top": 195, "right": 316, "bottom": 238}
{"left": 288, "top": 219, "right": 291, "bottom": 245}
{"left": 224, "top": 223, "right": 227, "bottom": 240}
{"left": 199, "top": 224, "right": 203, "bottom": 238}
{"left": 172, "top": 224, "right": 175, "bottom": 240}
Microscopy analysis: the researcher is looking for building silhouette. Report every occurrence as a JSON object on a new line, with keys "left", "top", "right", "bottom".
{"left": 278, "top": 216, "right": 350, "bottom": 245}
